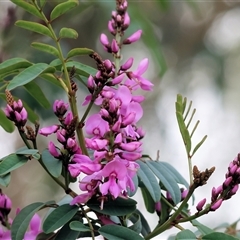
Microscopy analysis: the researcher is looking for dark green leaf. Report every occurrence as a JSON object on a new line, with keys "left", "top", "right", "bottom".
{"left": 39, "top": 0, "right": 47, "bottom": 8}
{"left": 0, "top": 109, "right": 15, "bottom": 133}
{"left": 128, "top": 213, "right": 142, "bottom": 234}
{"left": 59, "top": 27, "right": 78, "bottom": 39}
{"left": 191, "top": 219, "right": 213, "bottom": 235}
{"left": 50, "top": 0, "right": 79, "bottom": 21}
{"left": 16, "top": 147, "right": 39, "bottom": 155}
{"left": 24, "top": 81, "right": 51, "bottom": 108}
{"left": 11, "top": 0, "right": 44, "bottom": 19}
{"left": 140, "top": 185, "right": 155, "bottom": 213}
{"left": 99, "top": 225, "right": 144, "bottom": 240}
{"left": 11, "top": 202, "right": 45, "bottom": 240}
{"left": 36, "top": 232, "right": 55, "bottom": 240}
{"left": 40, "top": 73, "right": 64, "bottom": 89}
{"left": 202, "top": 232, "right": 238, "bottom": 240}
{"left": 15, "top": 20, "right": 53, "bottom": 38}
{"left": 21, "top": 99, "right": 39, "bottom": 123}
{"left": 7, "top": 63, "right": 55, "bottom": 91}
{"left": 128, "top": 173, "right": 138, "bottom": 197}
{"left": 145, "top": 161, "right": 181, "bottom": 204}
{"left": 69, "top": 221, "right": 91, "bottom": 232}
{"left": 0, "top": 58, "right": 32, "bottom": 75}
{"left": 137, "top": 161, "right": 161, "bottom": 202}
{"left": 0, "top": 154, "right": 28, "bottom": 175}
{"left": 43, "top": 204, "right": 79, "bottom": 234}
{"left": 134, "top": 209, "right": 151, "bottom": 237}
{"left": 49, "top": 59, "right": 62, "bottom": 69}
{"left": 66, "top": 61, "right": 97, "bottom": 77}
{"left": 67, "top": 48, "right": 94, "bottom": 59}
{"left": 55, "top": 221, "right": 80, "bottom": 240}
{"left": 31, "top": 42, "right": 59, "bottom": 58}
{"left": 41, "top": 149, "right": 62, "bottom": 178}
{"left": 87, "top": 197, "right": 136, "bottom": 216}
{"left": 176, "top": 229, "right": 196, "bottom": 239}
{"left": 0, "top": 173, "right": 11, "bottom": 187}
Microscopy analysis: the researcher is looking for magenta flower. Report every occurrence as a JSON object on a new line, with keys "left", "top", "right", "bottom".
{"left": 196, "top": 198, "right": 206, "bottom": 212}
{"left": 48, "top": 141, "right": 61, "bottom": 158}
{"left": 123, "top": 30, "right": 142, "bottom": 44}
{"left": 210, "top": 199, "right": 223, "bottom": 211}
{"left": 24, "top": 213, "right": 42, "bottom": 240}
{"left": 39, "top": 125, "right": 59, "bottom": 136}
{"left": 53, "top": 99, "right": 69, "bottom": 117}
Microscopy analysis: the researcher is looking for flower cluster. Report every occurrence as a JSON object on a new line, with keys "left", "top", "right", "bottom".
{"left": 67, "top": 0, "right": 153, "bottom": 207}
{"left": 4, "top": 90, "right": 27, "bottom": 130}
{"left": 0, "top": 190, "right": 41, "bottom": 239}
{"left": 39, "top": 100, "right": 81, "bottom": 159}
{"left": 196, "top": 153, "right": 240, "bottom": 212}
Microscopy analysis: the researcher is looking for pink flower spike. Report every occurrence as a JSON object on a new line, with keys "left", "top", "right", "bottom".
{"left": 100, "top": 33, "right": 109, "bottom": 46}
{"left": 196, "top": 198, "right": 206, "bottom": 212}
{"left": 48, "top": 141, "right": 60, "bottom": 158}
{"left": 230, "top": 184, "right": 239, "bottom": 195}
{"left": 123, "top": 30, "right": 142, "bottom": 45}
{"left": 223, "top": 176, "right": 232, "bottom": 188}
{"left": 210, "top": 199, "right": 223, "bottom": 211}
{"left": 39, "top": 125, "right": 59, "bottom": 136}
{"left": 121, "top": 57, "right": 133, "bottom": 71}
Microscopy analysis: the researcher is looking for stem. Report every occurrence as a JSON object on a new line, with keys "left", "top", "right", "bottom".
{"left": 114, "top": 29, "right": 122, "bottom": 75}
{"left": 18, "top": 130, "right": 32, "bottom": 149}
{"left": 80, "top": 206, "right": 95, "bottom": 240}
{"left": 145, "top": 184, "right": 196, "bottom": 240}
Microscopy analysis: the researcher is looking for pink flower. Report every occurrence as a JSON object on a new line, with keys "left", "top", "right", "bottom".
{"left": 24, "top": 213, "right": 42, "bottom": 240}
{"left": 123, "top": 30, "right": 142, "bottom": 44}
{"left": 39, "top": 125, "right": 59, "bottom": 136}
{"left": 53, "top": 100, "right": 68, "bottom": 116}
{"left": 196, "top": 198, "right": 206, "bottom": 212}
{"left": 48, "top": 141, "right": 60, "bottom": 158}
{"left": 210, "top": 199, "right": 223, "bottom": 211}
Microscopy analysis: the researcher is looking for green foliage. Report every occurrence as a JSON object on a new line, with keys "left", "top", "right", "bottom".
{"left": 41, "top": 149, "right": 62, "bottom": 178}
{"left": 99, "top": 225, "right": 144, "bottom": 240}
{"left": 31, "top": 42, "right": 60, "bottom": 58}
{"left": 134, "top": 209, "right": 151, "bottom": 237}
{"left": 69, "top": 221, "right": 91, "bottom": 232}
{"left": 0, "top": 173, "right": 11, "bottom": 187}
{"left": 0, "top": 109, "right": 15, "bottom": 133}
{"left": 175, "top": 229, "right": 197, "bottom": 239}
{"left": 42, "top": 204, "right": 79, "bottom": 234}
{"left": 66, "top": 48, "right": 94, "bottom": 59}
{"left": 59, "top": 27, "right": 78, "bottom": 39}
{"left": 202, "top": 232, "right": 239, "bottom": 240}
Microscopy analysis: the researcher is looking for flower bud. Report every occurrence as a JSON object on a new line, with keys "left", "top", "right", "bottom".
{"left": 122, "top": 12, "right": 130, "bottom": 30}
{"left": 123, "top": 30, "right": 142, "bottom": 45}
{"left": 120, "top": 57, "right": 133, "bottom": 71}
{"left": 100, "top": 33, "right": 109, "bottom": 46}
{"left": 196, "top": 198, "right": 206, "bottom": 212}
{"left": 48, "top": 141, "right": 60, "bottom": 158}
{"left": 210, "top": 199, "right": 223, "bottom": 211}
{"left": 111, "top": 39, "right": 119, "bottom": 54}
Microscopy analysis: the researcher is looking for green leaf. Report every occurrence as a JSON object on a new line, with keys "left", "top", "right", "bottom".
{"left": 15, "top": 147, "right": 39, "bottom": 155}
{"left": 145, "top": 161, "right": 181, "bottom": 204}
{"left": 22, "top": 99, "right": 39, "bottom": 123}
{"left": 128, "top": 212, "right": 142, "bottom": 234}
{"left": 191, "top": 219, "right": 214, "bottom": 235}
{"left": 87, "top": 197, "right": 136, "bottom": 216}
{"left": 39, "top": 0, "right": 47, "bottom": 8}
{"left": 69, "top": 221, "right": 91, "bottom": 232}
{"left": 140, "top": 186, "right": 155, "bottom": 213}
{"left": 59, "top": 27, "right": 78, "bottom": 39}
{"left": 36, "top": 232, "right": 55, "bottom": 240}
{"left": 0, "top": 109, "right": 15, "bottom": 133}
{"left": 137, "top": 160, "right": 161, "bottom": 202}
{"left": 7, "top": 63, "right": 55, "bottom": 91}
{"left": 99, "top": 225, "right": 144, "bottom": 240}
{"left": 40, "top": 73, "right": 64, "bottom": 89}
{"left": 175, "top": 229, "right": 196, "bottom": 239}
{"left": 55, "top": 221, "right": 80, "bottom": 240}
{"left": 0, "top": 154, "right": 28, "bottom": 175}
{"left": 43, "top": 204, "right": 79, "bottom": 234}
{"left": 66, "top": 61, "right": 97, "bottom": 77}
{"left": 67, "top": 48, "right": 94, "bottom": 59}
{"left": 134, "top": 209, "right": 151, "bottom": 237}
{"left": 0, "top": 173, "right": 11, "bottom": 187}
{"left": 11, "top": 202, "right": 45, "bottom": 240}
{"left": 41, "top": 149, "right": 62, "bottom": 178}
{"left": 202, "top": 232, "right": 239, "bottom": 240}
{"left": 24, "top": 81, "right": 51, "bottom": 109}
{"left": 31, "top": 42, "right": 59, "bottom": 58}
{"left": 0, "top": 58, "right": 32, "bottom": 75}
{"left": 11, "top": 0, "right": 44, "bottom": 19}
{"left": 128, "top": 173, "right": 138, "bottom": 197}
{"left": 50, "top": 0, "right": 79, "bottom": 21}
{"left": 15, "top": 20, "right": 53, "bottom": 38}
{"left": 191, "top": 135, "right": 207, "bottom": 156}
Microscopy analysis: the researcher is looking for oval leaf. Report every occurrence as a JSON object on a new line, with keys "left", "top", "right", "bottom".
{"left": 99, "top": 225, "right": 144, "bottom": 240}
{"left": 15, "top": 147, "right": 39, "bottom": 155}
{"left": 66, "top": 61, "right": 97, "bottom": 77}
{"left": 67, "top": 48, "right": 94, "bottom": 59}
{"left": 24, "top": 81, "right": 51, "bottom": 109}
{"left": 69, "top": 221, "right": 91, "bottom": 232}
{"left": 41, "top": 149, "right": 62, "bottom": 178}
{"left": 137, "top": 160, "right": 161, "bottom": 202}
{"left": 145, "top": 160, "right": 181, "bottom": 204}
{"left": 0, "top": 154, "right": 28, "bottom": 175}
{"left": 128, "top": 213, "right": 142, "bottom": 234}
{"left": 140, "top": 185, "right": 155, "bottom": 213}
{"left": 50, "top": 0, "right": 79, "bottom": 21}
{"left": 134, "top": 209, "right": 151, "bottom": 237}
{"left": 87, "top": 197, "right": 136, "bottom": 216}
{"left": 31, "top": 42, "right": 59, "bottom": 58}
{"left": 0, "top": 58, "right": 32, "bottom": 75}
{"left": 40, "top": 73, "right": 64, "bottom": 89}
{"left": 0, "top": 109, "right": 15, "bottom": 133}
{"left": 202, "top": 232, "right": 239, "bottom": 240}
{"left": 11, "top": 0, "right": 44, "bottom": 19}
{"left": 11, "top": 202, "right": 45, "bottom": 240}
{"left": 59, "top": 27, "right": 78, "bottom": 39}
{"left": 15, "top": 20, "right": 53, "bottom": 38}
{"left": 55, "top": 221, "right": 80, "bottom": 240}
{"left": 7, "top": 63, "right": 55, "bottom": 91}
{"left": 0, "top": 173, "right": 11, "bottom": 187}
{"left": 43, "top": 204, "right": 79, "bottom": 234}
{"left": 176, "top": 229, "right": 196, "bottom": 239}
{"left": 191, "top": 219, "right": 213, "bottom": 235}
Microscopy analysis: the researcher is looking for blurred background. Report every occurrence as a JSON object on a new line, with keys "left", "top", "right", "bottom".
{"left": 1, "top": 0, "right": 240, "bottom": 239}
